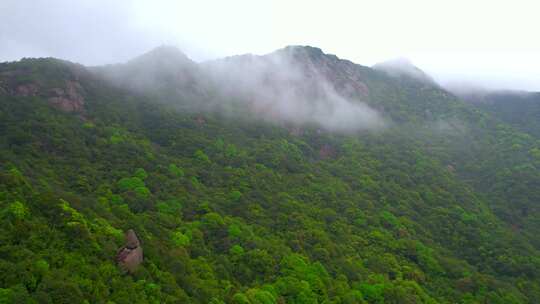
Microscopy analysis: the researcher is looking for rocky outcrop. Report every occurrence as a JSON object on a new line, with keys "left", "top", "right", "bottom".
{"left": 4, "top": 80, "right": 86, "bottom": 113}
{"left": 116, "top": 229, "right": 143, "bottom": 273}
{"left": 0, "top": 58, "right": 87, "bottom": 113}
{"left": 281, "top": 46, "right": 371, "bottom": 99}
{"left": 47, "top": 81, "right": 85, "bottom": 112}
{"left": 15, "top": 83, "right": 39, "bottom": 96}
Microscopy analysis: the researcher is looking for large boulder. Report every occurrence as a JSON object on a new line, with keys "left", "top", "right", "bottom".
{"left": 116, "top": 229, "right": 143, "bottom": 273}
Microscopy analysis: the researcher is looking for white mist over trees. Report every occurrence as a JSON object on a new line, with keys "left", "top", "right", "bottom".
{"left": 97, "top": 45, "right": 386, "bottom": 133}
{"left": 204, "top": 46, "right": 385, "bottom": 132}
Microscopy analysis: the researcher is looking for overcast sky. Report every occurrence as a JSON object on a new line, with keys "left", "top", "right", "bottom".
{"left": 1, "top": 0, "right": 539, "bottom": 91}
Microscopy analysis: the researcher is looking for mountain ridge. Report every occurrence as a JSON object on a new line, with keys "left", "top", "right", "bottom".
{"left": 2, "top": 44, "right": 540, "bottom": 303}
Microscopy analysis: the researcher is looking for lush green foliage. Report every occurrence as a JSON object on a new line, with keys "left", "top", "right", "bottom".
{"left": 473, "top": 92, "right": 540, "bottom": 138}
{"left": 1, "top": 57, "right": 540, "bottom": 303}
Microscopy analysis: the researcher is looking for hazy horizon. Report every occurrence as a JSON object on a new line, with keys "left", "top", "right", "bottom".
{"left": 2, "top": 0, "right": 539, "bottom": 91}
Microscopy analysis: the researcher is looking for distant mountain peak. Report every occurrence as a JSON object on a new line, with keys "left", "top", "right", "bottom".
{"left": 128, "top": 45, "right": 193, "bottom": 66}
{"left": 378, "top": 57, "right": 415, "bottom": 67}
{"left": 373, "top": 57, "right": 435, "bottom": 84}
{"left": 94, "top": 45, "right": 202, "bottom": 97}
{"left": 273, "top": 45, "right": 339, "bottom": 62}
{"left": 141, "top": 45, "right": 187, "bottom": 57}
{"left": 282, "top": 45, "right": 324, "bottom": 55}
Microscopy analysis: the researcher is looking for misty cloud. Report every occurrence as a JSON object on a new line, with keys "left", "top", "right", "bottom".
{"left": 373, "top": 58, "right": 435, "bottom": 84}
{"left": 96, "top": 45, "right": 385, "bottom": 132}
{"left": 2, "top": 1, "right": 539, "bottom": 91}
{"left": 202, "top": 47, "right": 385, "bottom": 132}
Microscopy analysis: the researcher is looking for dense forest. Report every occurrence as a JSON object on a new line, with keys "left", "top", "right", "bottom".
{"left": 465, "top": 91, "right": 540, "bottom": 138}
{"left": 1, "top": 47, "right": 540, "bottom": 303}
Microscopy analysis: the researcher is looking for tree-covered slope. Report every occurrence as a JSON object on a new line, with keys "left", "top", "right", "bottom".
{"left": 1, "top": 49, "right": 540, "bottom": 303}
{"left": 467, "top": 91, "right": 540, "bottom": 138}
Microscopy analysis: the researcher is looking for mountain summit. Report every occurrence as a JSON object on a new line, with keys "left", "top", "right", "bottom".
{"left": 201, "top": 45, "right": 383, "bottom": 131}
{"left": 373, "top": 57, "right": 435, "bottom": 84}
{"left": 127, "top": 45, "right": 193, "bottom": 67}
{"left": 95, "top": 45, "right": 206, "bottom": 100}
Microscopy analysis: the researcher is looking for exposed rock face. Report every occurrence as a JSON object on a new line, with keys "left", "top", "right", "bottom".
{"left": 47, "top": 81, "right": 85, "bottom": 112}
{"left": 15, "top": 83, "right": 39, "bottom": 96}
{"left": 280, "top": 46, "right": 371, "bottom": 99}
{"left": 200, "top": 45, "right": 383, "bottom": 132}
{"left": 0, "top": 58, "right": 87, "bottom": 113}
{"left": 116, "top": 229, "right": 143, "bottom": 273}
{"left": 7, "top": 80, "right": 86, "bottom": 112}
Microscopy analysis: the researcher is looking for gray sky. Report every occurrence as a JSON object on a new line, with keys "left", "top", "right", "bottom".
{"left": 1, "top": 0, "right": 539, "bottom": 91}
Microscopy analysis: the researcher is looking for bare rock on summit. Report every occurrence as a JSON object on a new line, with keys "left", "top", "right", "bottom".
{"left": 116, "top": 229, "right": 143, "bottom": 273}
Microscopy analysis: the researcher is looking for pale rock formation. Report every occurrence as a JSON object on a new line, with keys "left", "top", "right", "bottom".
{"left": 116, "top": 229, "right": 143, "bottom": 273}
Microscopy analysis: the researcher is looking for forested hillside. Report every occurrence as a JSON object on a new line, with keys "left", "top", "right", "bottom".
{"left": 1, "top": 47, "right": 540, "bottom": 303}
{"left": 465, "top": 91, "right": 540, "bottom": 138}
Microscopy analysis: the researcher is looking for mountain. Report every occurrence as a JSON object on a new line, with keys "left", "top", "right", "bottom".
{"left": 94, "top": 46, "right": 210, "bottom": 104}
{"left": 200, "top": 45, "right": 383, "bottom": 131}
{"left": 1, "top": 46, "right": 540, "bottom": 303}
{"left": 459, "top": 89, "right": 540, "bottom": 138}
{"left": 373, "top": 58, "right": 436, "bottom": 85}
